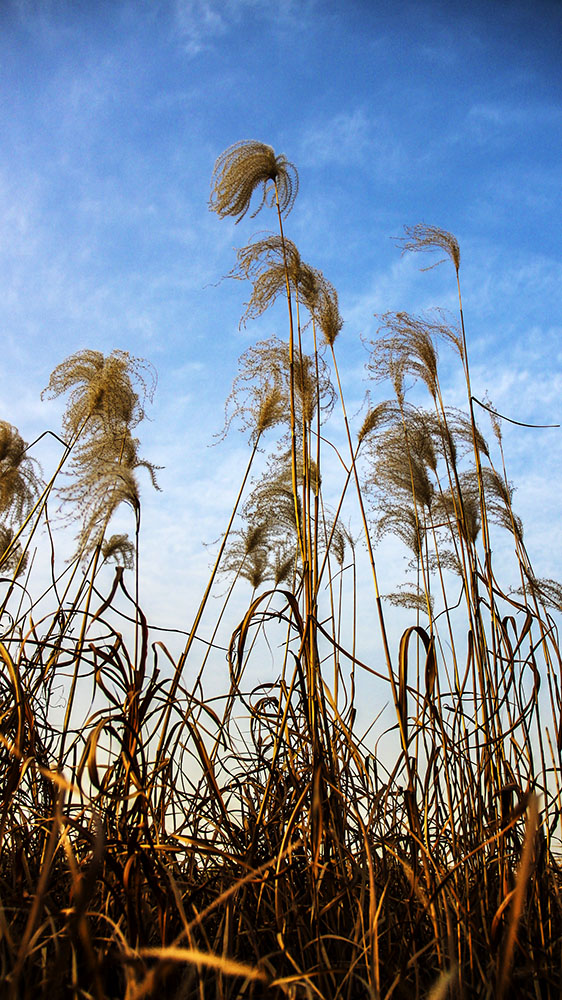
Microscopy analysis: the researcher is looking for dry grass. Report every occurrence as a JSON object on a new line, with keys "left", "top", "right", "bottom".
{"left": 1, "top": 140, "right": 561, "bottom": 999}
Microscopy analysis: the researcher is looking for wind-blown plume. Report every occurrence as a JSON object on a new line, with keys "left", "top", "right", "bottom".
{"left": 101, "top": 533, "right": 135, "bottom": 569}
{"left": 221, "top": 337, "right": 335, "bottom": 438}
{"left": 233, "top": 237, "right": 342, "bottom": 347}
{"left": 42, "top": 349, "right": 156, "bottom": 438}
{"left": 210, "top": 140, "right": 298, "bottom": 222}
{"left": 368, "top": 311, "right": 463, "bottom": 400}
{"left": 397, "top": 223, "right": 460, "bottom": 271}
{"left": 0, "top": 524, "right": 28, "bottom": 576}
{"left": 43, "top": 350, "right": 159, "bottom": 557}
{"left": 0, "top": 421, "right": 41, "bottom": 522}
{"left": 233, "top": 236, "right": 303, "bottom": 325}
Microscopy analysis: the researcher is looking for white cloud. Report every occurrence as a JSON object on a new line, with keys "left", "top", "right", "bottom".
{"left": 300, "top": 109, "right": 372, "bottom": 168}
{"left": 174, "top": 0, "right": 228, "bottom": 55}
{"left": 173, "top": 0, "right": 311, "bottom": 55}
{"left": 467, "top": 101, "right": 562, "bottom": 129}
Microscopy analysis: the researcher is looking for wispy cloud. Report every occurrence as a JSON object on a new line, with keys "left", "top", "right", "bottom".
{"left": 468, "top": 101, "right": 562, "bottom": 128}
{"left": 300, "top": 109, "right": 371, "bottom": 167}
{"left": 174, "top": 0, "right": 228, "bottom": 55}
{"left": 173, "top": 0, "right": 311, "bottom": 55}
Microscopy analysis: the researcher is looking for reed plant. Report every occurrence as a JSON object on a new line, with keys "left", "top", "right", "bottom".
{"left": 1, "top": 140, "right": 561, "bottom": 999}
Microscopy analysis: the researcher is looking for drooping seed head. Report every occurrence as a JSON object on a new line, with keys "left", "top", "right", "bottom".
{"left": 210, "top": 140, "right": 298, "bottom": 223}
{"left": 398, "top": 223, "right": 460, "bottom": 272}
{"left": 357, "top": 401, "right": 398, "bottom": 445}
{"left": 254, "top": 385, "right": 285, "bottom": 440}
{"left": 305, "top": 270, "right": 343, "bottom": 347}
{"left": 42, "top": 349, "right": 156, "bottom": 437}
{"left": 272, "top": 545, "right": 295, "bottom": 586}
{"left": 220, "top": 336, "right": 336, "bottom": 442}
{"left": 0, "top": 421, "right": 41, "bottom": 522}
{"left": 520, "top": 574, "right": 562, "bottom": 613}
{"left": 234, "top": 236, "right": 302, "bottom": 325}
{"left": 385, "top": 587, "right": 434, "bottom": 615}
{"left": 44, "top": 350, "right": 158, "bottom": 558}
{"left": 0, "top": 523, "right": 28, "bottom": 576}
{"left": 375, "top": 503, "right": 423, "bottom": 558}
{"left": 101, "top": 533, "right": 135, "bottom": 569}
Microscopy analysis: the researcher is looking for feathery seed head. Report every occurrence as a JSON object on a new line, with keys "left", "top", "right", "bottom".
{"left": 42, "top": 349, "right": 156, "bottom": 437}
{"left": 434, "top": 482, "right": 481, "bottom": 546}
{"left": 368, "top": 312, "right": 461, "bottom": 399}
{"left": 272, "top": 546, "right": 294, "bottom": 586}
{"left": 243, "top": 523, "right": 269, "bottom": 555}
{"left": 0, "top": 421, "right": 41, "bottom": 522}
{"left": 307, "top": 272, "right": 343, "bottom": 346}
{"left": 255, "top": 385, "right": 285, "bottom": 440}
{"left": 398, "top": 223, "right": 460, "bottom": 272}
{"left": 44, "top": 350, "right": 158, "bottom": 557}
{"left": 220, "top": 522, "right": 270, "bottom": 582}
{"left": 210, "top": 140, "right": 298, "bottom": 223}
{"left": 375, "top": 504, "right": 423, "bottom": 558}
{"left": 221, "top": 337, "right": 335, "bottom": 442}
{"left": 366, "top": 414, "right": 435, "bottom": 512}
{"left": 481, "top": 467, "right": 523, "bottom": 542}
{"left": 521, "top": 575, "right": 562, "bottom": 613}
{"left": 233, "top": 236, "right": 343, "bottom": 345}
{"left": 385, "top": 588, "right": 434, "bottom": 615}
{"left": 0, "top": 422, "right": 25, "bottom": 466}
{"left": 431, "top": 408, "right": 490, "bottom": 463}
{"left": 484, "top": 393, "right": 503, "bottom": 444}
{"left": 74, "top": 464, "right": 142, "bottom": 560}
{"left": 241, "top": 546, "right": 270, "bottom": 589}
{"left": 0, "top": 523, "right": 28, "bottom": 577}
{"left": 101, "top": 533, "right": 135, "bottom": 569}
{"left": 234, "top": 237, "right": 302, "bottom": 325}
{"left": 331, "top": 523, "right": 350, "bottom": 567}
{"left": 357, "top": 401, "right": 398, "bottom": 445}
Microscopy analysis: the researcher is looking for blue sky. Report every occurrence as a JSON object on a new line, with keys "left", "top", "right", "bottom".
{"left": 1, "top": 0, "right": 561, "bottom": 680}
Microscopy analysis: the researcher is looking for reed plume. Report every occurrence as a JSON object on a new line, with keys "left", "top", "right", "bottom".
{"left": 209, "top": 140, "right": 298, "bottom": 222}
{"left": 0, "top": 421, "right": 41, "bottom": 523}
{"left": 42, "top": 348, "right": 156, "bottom": 437}
{"left": 375, "top": 502, "right": 424, "bottom": 558}
{"left": 222, "top": 336, "right": 335, "bottom": 435}
{"left": 366, "top": 410, "right": 437, "bottom": 514}
{"left": 310, "top": 271, "right": 343, "bottom": 346}
{"left": 220, "top": 522, "right": 269, "bottom": 577}
{"left": 238, "top": 544, "right": 270, "bottom": 589}
{"left": 519, "top": 573, "right": 562, "bottom": 613}
{"left": 222, "top": 521, "right": 295, "bottom": 589}
{"left": 233, "top": 235, "right": 302, "bottom": 324}
{"left": 369, "top": 311, "right": 463, "bottom": 400}
{"left": 57, "top": 427, "right": 159, "bottom": 557}
{"left": 0, "top": 524, "right": 28, "bottom": 576}
{"left": 101, "top": 532, "right": 135, "bottom": 569}
{"left": 480, "top": 465, "right": 524, "bottom": 542}
{"left": 398, "top": 222, "right": 461, "bottom": 271}
{"left": 385, "top": 586, "right": 434, "bottom": 615}
{"left": 432, "top": 475, "right": 481, "bottom": 547}
{"left": 428, "top": 407, "right": 490, "bottom": 465}
{"left": 357, "top": 399, "right": 400, "bottom": 444}
{"left": 43, "top": 351, "right": 159, "bottom": 556}
{"left": 233, "top": 236, "right": 342, "bottom": 347}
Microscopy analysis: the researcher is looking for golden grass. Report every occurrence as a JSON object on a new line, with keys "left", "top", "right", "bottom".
{"left": 1, "top": 140, "right": 561, "bottom": 999}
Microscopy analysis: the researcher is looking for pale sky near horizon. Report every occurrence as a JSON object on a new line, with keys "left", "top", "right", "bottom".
{"left": 1, "top": 0, "right": 561, "bottom": 700}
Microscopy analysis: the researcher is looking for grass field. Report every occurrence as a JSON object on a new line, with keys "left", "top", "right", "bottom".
{"left": 1, "top": 141, "right": 561, "bottom": 999}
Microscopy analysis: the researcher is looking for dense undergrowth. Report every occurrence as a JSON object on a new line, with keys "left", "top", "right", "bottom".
{"left": 1, "top": 140, "right": 562, "bottom": 999}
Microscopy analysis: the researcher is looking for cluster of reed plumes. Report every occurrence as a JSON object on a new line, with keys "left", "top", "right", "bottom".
{"left": 1, "top": 140, "right": 562, "bottom": 1000}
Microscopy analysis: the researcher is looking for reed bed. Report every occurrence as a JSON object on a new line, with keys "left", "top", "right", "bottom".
{"left": 1, "top": 141, "right": 561, "bottom": 999}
